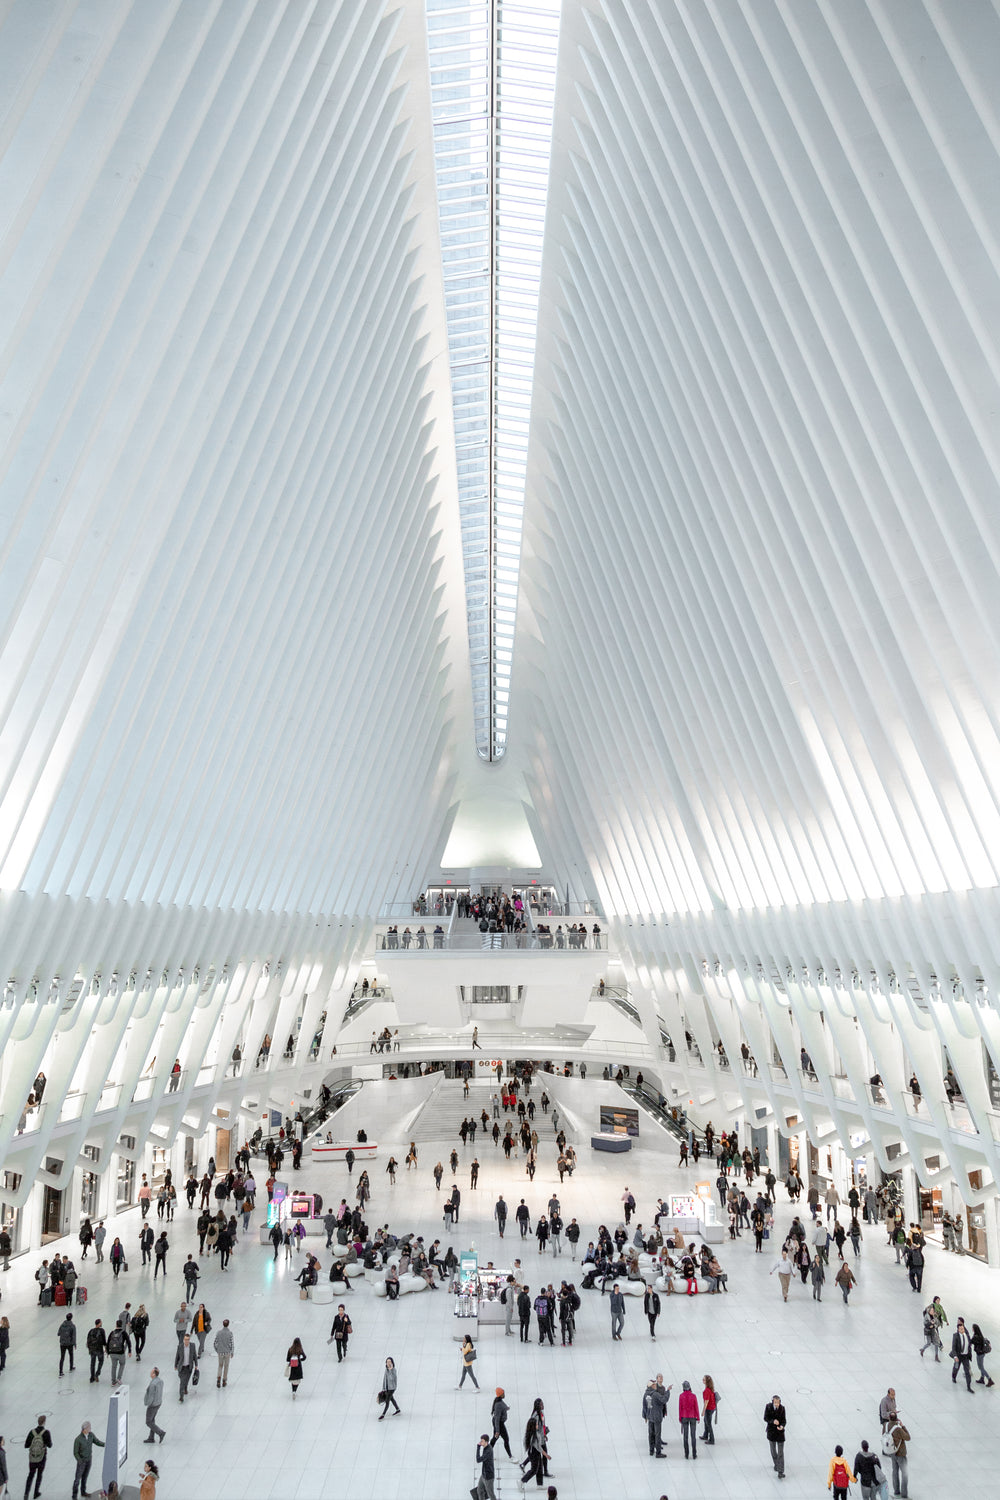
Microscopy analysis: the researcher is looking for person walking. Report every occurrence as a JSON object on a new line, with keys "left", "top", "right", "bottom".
{"left": 810, "top": 1254, "right": 826, "bottom": 1301}
{"left": 458, "top": 1333, "right": 480, "bottom": 1389}
{"left": 609, "top": 1283, "right": 626, "bottom": 1340}
{"left": 192, "top": 1303, "right": 211, "bottom": 1356}
{"left": 521, "top": 1403, "right": 548, "bottom": 1489}
{"left": 764, "top": 1394, "right": 787, "bottom": 1478}
{"left": 58, "top": 1311, "right": 77, "bottom": 1374}
{"left": 644, "top": 1286, "right": 661, "bottom": 1339}
{"left": 93, "top": 1223, "right": 106, "bottom": 1263}
{"left": 213, "top": 1319, "right": 234, "bottom": 1386}
{"left": 329, "top": 1305, "right": 351, "bottom": 1363}
{"left": 109, "top": 1237, "right": 125, "bottom": 1279}
{"left": 494, "top": 1196, "right": 508, "bottom": 1239}
{"left": 107, "top": 1319, "right": 128, "bottom": 1385}
{"left": 835, "top": 1262, "right": 857, "bottom": 1304}
{"left": 87, "top": 1319, "right": 107, "bottom": 1383}
{"left": 153, "top": 1232, "right": 169, "bottom": 1278}
{"left": 71, "top": 1421, "right": 105, "bottom": 1500}
{"left": 23, "top": 1417, "right": 52, "bottom": 1500}
{"left": 173, "top": 1303, "right": 191, "bottom": 1348}
{"left": 771, "top": 1247, "right": 793, "bottom": 1302}
{"left": 143, "top": 1368, "right": 165, "bottom": 1443}
{"left": 971, "top": 1323, "right": 994, "bottom": 1386}
{"left": 852, "top": 1440, "right": 884, "bottom": 1500}
{"left": 952, "top": 1317, "right": 975, "bottom": 1390}
{"left": 920, "top": 1299, "right": 945, "bottom": 1361}
{"left": 701, "top": 1375, "right": 718, "bottom": 1444}
{"left": 286, "top": 1337, "right": 306, "bottom": 1397}
{"left": 132, "top": 1305, "right": 150, "bottom": 1362}
{"left": 678, "top": 1380, "right": 699, "bottom": 1459}
{"left": 826, "top": 1445, "right": 855, "bottom": 1498}
{"left": 182, "top": 1256, "right": 199, "bottom": 1303}
{"left": 490, "top": 1388, "right": 512, "bottom": 1458}
{"left": 378, "top": 1356, "right": 400, "bottom": 1418}
{"left": 0, "top": 1315, "right": 8, "bottom": 1373}
{"left": 882, "top": 1414, "right": 911, "bottom": 1498}
{"left": 174, "top": 1333, "right": 198, "bottom": 1401}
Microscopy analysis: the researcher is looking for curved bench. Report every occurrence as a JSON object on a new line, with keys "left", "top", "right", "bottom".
{"left": 653, "top": 1274, "right": 714, "bottom": 1296}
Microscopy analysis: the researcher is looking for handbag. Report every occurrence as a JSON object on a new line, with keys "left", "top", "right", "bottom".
{"left": 300, "top": 1287, "right": 308, "bottom": 1300}
{"left": 377, "top": 1390, "right": 388, "bottom": 1405}
{"left": 192, "top": 1367, "right": 200, "bottom": 1385}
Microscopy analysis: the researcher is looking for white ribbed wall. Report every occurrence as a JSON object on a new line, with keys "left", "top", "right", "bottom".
{"left": 0, "top": 0, "right": 469, "bottom": 1199}
{"left": 518, "top": 0, "right": 1000, "bottom": 1198}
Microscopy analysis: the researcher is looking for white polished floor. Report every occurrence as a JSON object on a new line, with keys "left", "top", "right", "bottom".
{"left": 2, "top": 1080, "right": 998, "bottom": 1500}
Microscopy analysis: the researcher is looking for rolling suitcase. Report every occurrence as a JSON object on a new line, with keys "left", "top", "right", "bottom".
{"left": 40, "top": 1286, "right": 53, "bottom": 1306}
{"left": 54, "top": 1283, "right": 67, "bottom": 1306}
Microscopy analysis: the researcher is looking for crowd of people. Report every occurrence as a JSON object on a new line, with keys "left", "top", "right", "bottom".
{"left": 0, "top": 1056, "right": 994, "bottom": 1500}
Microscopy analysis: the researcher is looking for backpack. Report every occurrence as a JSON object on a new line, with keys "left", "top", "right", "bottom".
{"left": 833, "top": 1461, "right": 849, "bottom": 1487}
{"left": 881, "top": 1429, "right": 899, "bottom": 1457}
{"left": 500, "top": 1287, "right": 507, "bottom": 1305}
{"left": 983, "top": 1337, "right": 993, "bottom": 1355}
{"left": 107, "top": 1330, "right": 125, "bottom": 1355}
{"left": 29, "top": 1429, "right": 46, "bottom": 1463}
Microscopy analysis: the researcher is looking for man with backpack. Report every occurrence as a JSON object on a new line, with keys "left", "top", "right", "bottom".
{"left": 86, "top": 1319, "right": 107, "bottom": 1382}
{"left": 107, "top": 1319, "right": 128, "bottom": 1385}
{"left": 882, "top": 1413, "right": 911, "bottom": 1497}
{"left": 58, "top": 1311, "right": 77, "bottom": 1374}
{"left": 23, "top": 1417, "right": 52, "bottom": 1499}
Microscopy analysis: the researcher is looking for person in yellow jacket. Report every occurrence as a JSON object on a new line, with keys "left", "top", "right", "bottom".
{"left": 827, "top": 1445, "right": 856, "bottom": 1497}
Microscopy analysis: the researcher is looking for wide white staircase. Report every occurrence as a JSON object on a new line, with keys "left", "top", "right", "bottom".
{"left": 410, "top": 1077, "right": 495, "bottom": 1143}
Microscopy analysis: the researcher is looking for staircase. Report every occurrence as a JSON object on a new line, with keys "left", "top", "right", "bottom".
{"left": 410, "top": 1077, "right": 495, "bottom": 1144}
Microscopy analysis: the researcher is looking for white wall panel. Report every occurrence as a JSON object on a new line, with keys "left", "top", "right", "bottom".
{"left": 519, "top": 0, "right": 1000, "bottom": 1198}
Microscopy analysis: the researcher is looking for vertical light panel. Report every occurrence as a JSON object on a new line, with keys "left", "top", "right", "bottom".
{"left": 426, "top": 0, "right": 560, "bottom": 758}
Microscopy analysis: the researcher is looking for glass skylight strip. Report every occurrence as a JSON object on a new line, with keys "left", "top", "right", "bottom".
{"left": 427, "top": 0, "right": 560, "bottom": 759}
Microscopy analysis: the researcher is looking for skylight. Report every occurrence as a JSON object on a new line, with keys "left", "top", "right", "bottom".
{"left": 426, "top": 0, "right": 561, "bottom": 760}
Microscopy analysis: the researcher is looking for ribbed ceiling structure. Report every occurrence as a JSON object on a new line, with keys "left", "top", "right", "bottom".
{"left": 519, "top": 0, "right": 1000, "bottom": 1197}
{"left": 3, "top": 0, "right": 1000, "bottom": 1213}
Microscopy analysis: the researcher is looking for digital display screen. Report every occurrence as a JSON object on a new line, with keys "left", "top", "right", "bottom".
{"left": 289, "top": 1198, "right": 312, "bottom": 1217}
{"left": 600, "top": 1105, "right": 639, "bottom": 1137}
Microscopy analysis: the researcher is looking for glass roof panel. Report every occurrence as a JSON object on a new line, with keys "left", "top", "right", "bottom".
{"left": 426, "top": 0, "right": 560, "bottom": 759}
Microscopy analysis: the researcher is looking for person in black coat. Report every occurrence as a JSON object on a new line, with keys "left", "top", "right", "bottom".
{"left": 473, "top": 1433, "right": 495, "bottom": 1500}
{"left": 764, "top": 1395, "right": 787, "bottom": 1478}
{"left": 644, "top": 1287, "right": 661, "bottom": 1339}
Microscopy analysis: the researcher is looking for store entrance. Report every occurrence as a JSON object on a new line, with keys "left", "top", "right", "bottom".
{"left": 967, "top": 1205, "right": 989, "bottom": 1261}
{"left": 919, "top": 1187, "right": 942, "bottom": 1234}
{"left": 42, "top": 1184, "right": 63, "bottom": 1242}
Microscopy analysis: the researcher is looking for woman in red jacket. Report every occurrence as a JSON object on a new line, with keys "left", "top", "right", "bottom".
{"left": 701, "top": 1375, "right": 717, "bottom": 1444}
{"left": 677, "top": 1380, "right": 699, "bottom": 1458}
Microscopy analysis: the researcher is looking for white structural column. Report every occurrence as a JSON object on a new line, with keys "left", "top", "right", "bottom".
{"left": 518, "top": 1, "right": 1000, "bottom": 1200}
{"left": 0, "top": 0, "right": 469, "bottom": 1207}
